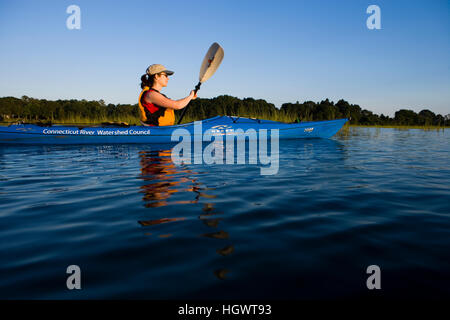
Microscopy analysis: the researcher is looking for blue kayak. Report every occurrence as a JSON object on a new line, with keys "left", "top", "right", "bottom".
{"left": 0, "top": 116, "right": 347, "bottom": 145}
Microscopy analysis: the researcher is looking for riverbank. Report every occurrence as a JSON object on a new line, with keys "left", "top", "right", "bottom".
{"left": 0, "top": 116, "right": 141, "bottom": 126}
{"left": 349, "top": 124, "right": 447, "bottom": 130}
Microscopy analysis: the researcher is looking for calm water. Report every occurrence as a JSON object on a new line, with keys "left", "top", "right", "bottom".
{"left": 0, "top": 127, "right": 449, "bottom": 299}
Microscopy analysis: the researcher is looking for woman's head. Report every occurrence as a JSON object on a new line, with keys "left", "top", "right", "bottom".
{"left": 141, "top": 64, "right": 174, "bottom": 89}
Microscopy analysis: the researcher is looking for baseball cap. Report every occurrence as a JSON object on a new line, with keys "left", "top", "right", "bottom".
{"left": 146, "top": 64, "right": 174, "bottom": 76}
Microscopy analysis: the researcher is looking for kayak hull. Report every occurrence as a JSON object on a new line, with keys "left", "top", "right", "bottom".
{"left": 0, "top": 116, "right": 348, "bottom": 145}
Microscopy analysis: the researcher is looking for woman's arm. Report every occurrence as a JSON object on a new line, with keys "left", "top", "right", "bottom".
{"left": 145, "top": 90, "right": 197, "bottom": 110}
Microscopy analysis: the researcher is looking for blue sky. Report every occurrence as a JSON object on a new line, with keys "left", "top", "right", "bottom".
{"left": 0, "top": 0, "right": 449, "bottom": 116}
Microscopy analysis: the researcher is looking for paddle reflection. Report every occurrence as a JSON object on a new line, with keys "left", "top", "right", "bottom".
{"left": 199, "top": 202, "right": 233, "bottom": 280}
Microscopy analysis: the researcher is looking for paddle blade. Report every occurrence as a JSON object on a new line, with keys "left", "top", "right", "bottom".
{"left": 199, "top": 42, "right": 224, "bottom": 83}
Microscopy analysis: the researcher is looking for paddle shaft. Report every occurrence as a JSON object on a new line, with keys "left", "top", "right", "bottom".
{"left": 177, "top": 82, "right": 201, "bottom": 125}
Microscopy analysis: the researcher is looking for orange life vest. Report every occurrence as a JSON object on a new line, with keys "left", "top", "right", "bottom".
{"left": 138, "top": 87, "right": 175, "bottom": 126}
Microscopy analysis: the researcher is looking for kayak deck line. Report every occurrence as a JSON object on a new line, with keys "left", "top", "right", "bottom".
{"left": 0, "top": 116, "right": 348, "bottom": 145}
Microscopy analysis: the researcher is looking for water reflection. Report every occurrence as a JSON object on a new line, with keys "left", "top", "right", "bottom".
{"left": 138, "top": 150, "right": 206, "bottom": 207}
{"left": 137, "top": 148, "right": 233, "bottom": 280}
{"left": 199, "top": 202, "right": 233, "bottom": 280}
{"left": 138, "top": 217, "right": 186, "bottom": 226}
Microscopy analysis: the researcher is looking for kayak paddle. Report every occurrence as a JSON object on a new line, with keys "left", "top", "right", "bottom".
{"left": 177, "top": 42, "right": 224, "bottom": 124}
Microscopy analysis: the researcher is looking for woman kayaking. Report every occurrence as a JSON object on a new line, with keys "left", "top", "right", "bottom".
{"left": 139, "top": 64, "right": 197, "bottom": 126}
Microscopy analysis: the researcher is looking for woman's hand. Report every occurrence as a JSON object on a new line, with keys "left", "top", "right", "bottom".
{"left": 190, "top": 90, "right": 198, "bottom": 100}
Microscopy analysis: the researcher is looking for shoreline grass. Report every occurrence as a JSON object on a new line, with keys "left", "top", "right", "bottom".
{"left": 350, "top": 124, "right": 447, "bottom": 130}
{"left": 0, "top": 116, "right": 141, "bottom": 126}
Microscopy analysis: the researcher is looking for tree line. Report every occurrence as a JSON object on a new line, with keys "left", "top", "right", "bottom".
{"left": 0, "top": 96, "right": 139, "bottom": 124}
{"left": 0, "top": 95, "right": 449, "bottom": 127}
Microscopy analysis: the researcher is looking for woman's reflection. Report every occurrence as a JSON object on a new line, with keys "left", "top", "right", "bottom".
{"left": 137, "top": 148, "right": 233, "bottom": 280}
{"left": 138, "top": 149, "right": 204, "bottom": 207}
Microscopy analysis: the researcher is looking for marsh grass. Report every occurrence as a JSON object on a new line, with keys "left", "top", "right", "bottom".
{"left": 1, "top": 115, "right": 141, "bottom": 126}
{"left": 176, "top": 111, "right": 299, "bottom": 125}
{"left": 351, "top": 124, "right": 446, "bottom": 130}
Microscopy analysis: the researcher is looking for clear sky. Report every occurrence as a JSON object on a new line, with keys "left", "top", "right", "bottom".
{"left": 0, "top": 0, "right": 449, "bottom": 116}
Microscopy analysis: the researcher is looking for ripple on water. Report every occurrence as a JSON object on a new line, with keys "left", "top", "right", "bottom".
{"left": 0, "top": 128, "right": 449, "bottom": 298}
